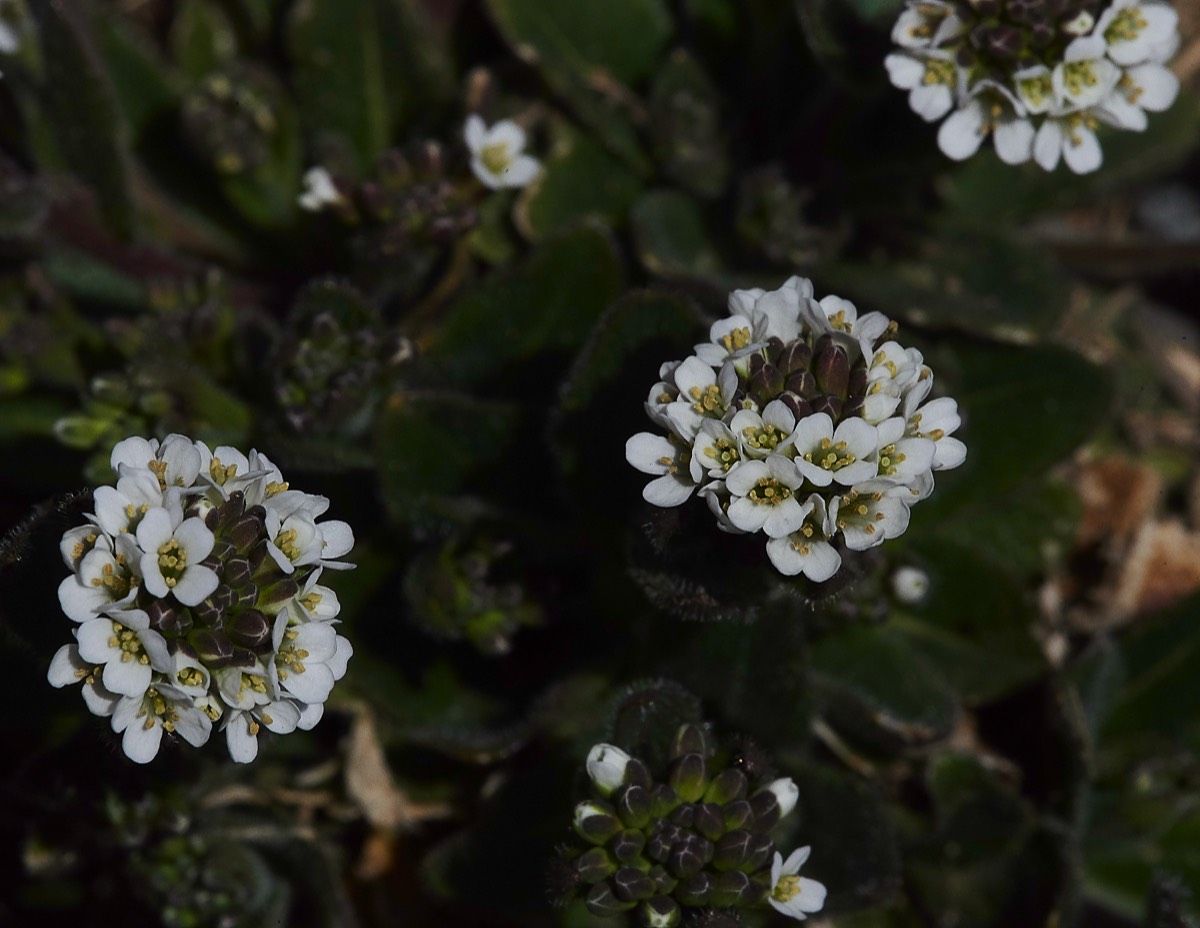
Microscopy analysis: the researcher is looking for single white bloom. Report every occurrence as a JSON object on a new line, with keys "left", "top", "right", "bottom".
{"left": 586, "top": 743, "right": 632, "bottom": 795}
{"left": 194, "top": 441, "right": 270, "bottom": 500}
{"left": 938, "top": 84, "right": 1034, "bottom": 165}
{"left": 644, "top": 361, "right": 684, "bottom": 431}
{"left": 76, "top": 608, "right": 171, "bottom": 698}
{"left": 110, "top": 434, "right": 202, "bottom": 490}
{"left": 765, "top": 494, "right": 842, "bottom": 581}
{"left": 111, "top": 683, "right": 212, "bottom": 764}
{"left": 288, "top": 567, "right": 342, "bottom": 622}
{"left": 59, "top": 525, "right": 107, "bottom": 573}
{"left": 47, "top": 643, "right": 123, "bottom": 717}
{"left": 1097, "top": 62, "right": 1180, "bottom": 131}
{"left": 1096, "top": 0, "right": 1179, "bottom": 67}
{"left": 740, "top": 278, "right": 810, "bottom": 344}
{"left": 297, "top": 166, "right": 345, "bottom": 212}
{"left": 892, "top": 565, "right": 931, "bottom": 604}
{"left": 904, "top": 394, "right": 967, "bottom": 471}
{"left": 223, "top": 700, "right": 301, "bottom": 763}
{"left": 891, "top": 1, "right": 964, "bottom": 49}
{"left": 768, "top": 847, "right": 827, "bottom": 921}
{"left": 830, "top": 481, "right": 912, "bottom": 550}
{"left": 464, "top": 115, "right": 541, "bottom": 190}
{"left": 58, "top": 534, "right": 141, "bottom": 621}
{"left": 626, "top": 432, "right": 696, "bottom": 507}
{"left": 729, "top": 400, "right": 797, "bottom": 461}
{"left": 91, "top": 466, "right": 166, "bottom": 536}
{"left": 694, "top": 314, "right": 765, "bottom": 371}
{"left": 725, "top": 456, "right": 807, "bottom": 538}
{"left": 662, "top": 357, "right": 737, "bottom": 440}
{"left": 1053, "top": 37, "right": 1122, "bottom": 109}
{"left": 1034, "top": 112, "right": 1104, "bottom": 174}
{"left": 270, "top": 608, "right": 352, "bottom": 705}
{"left": 136, "top": 507, "right": 219, "bottom": 606}
{"left": 885, "top": 51, "right": 958, "bottom": 122}
{"left": 790, "top": 413, "right": 878, "bottom": 488}
{"left": 872, "top": 417, "right": 937, "bottom": 487}
{"left": 264, "top": 507, "right": 354, "bottom": 574}
{"left": 691, "top": 420, "right": 743, "bottom": 483}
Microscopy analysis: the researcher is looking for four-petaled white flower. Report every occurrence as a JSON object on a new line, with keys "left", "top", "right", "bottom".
{"left": 886, "top": 0, "right": 1183, "bottom": 173}
{"left": 464, "top": 115, "right": 541, "bottom": 190}
{"left": 136, "top": 508, "right": 219, "bottom": 607}
{"left": 768, "top": 847, "right": 828, "bottom": 921}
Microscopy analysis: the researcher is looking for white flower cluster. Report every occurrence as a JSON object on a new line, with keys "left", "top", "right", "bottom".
{"left": 49, "top": 435, "right": 354, "bottom": 764}
{"left": 886, "top": 0, "right": 1180, "bottom": 173}
{"left": 626, "top": 277, "right": 965, "bottom": 581}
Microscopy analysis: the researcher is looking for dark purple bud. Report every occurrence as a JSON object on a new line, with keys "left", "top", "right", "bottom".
{"left": 848, "top": 366, "right": 868, "bottom": 398}
{"left": 814, "top": 344, "right": 849, "bottom": 398}
{"left": 786, "top": 370, "right": 819, "bottom": 399}
{"left": 779, "top": 392, "right": 813, "bottom": 420}
{"left": 650, "top": 784, "right": 680, "bottom": 818}
{"left": 669, "top": 804, "right": 695, "bottom": 829}
{"left": 191, "top": 597, "right": 224, "bottom": 628}
{"left": 222, "top": 556, "right": 253, "bottom": 587}
{"left": 762, "top": 336, "right": 785, "bottom": 360}
{"left": 777, "top": 340, "right": 812, "bottom": 376}
{"left": 675, "top": 871, "right": 712, "bottom": 906}
{"left": 575, "top": 801, "right": 622, "bottom": 844}
{"left": 748, "top": 790, "right": 781, "bottom": 832}
{"left": 146, "top": 600, "right": 189, "bottom": 636}
{"left": 713, "top": 830, "right": 753, "bottom": 871}
{"left": 705, "top": 768, "right": 748, "bottom": 805}
{"left": 575, "top": 847, "right": 616, "bottom": 883}
{"left": 617, "top": 785, "right": 652, "bottom": 829}
{"left": 226, "top": 608, "right": 272, "bottom": 649}
{"left": 247, "top": 538, "right": 269, "bottom": 572}
{"left": 612, "top": 867, "right": 656, "bottom": 902}
{"left": 190, "top": 628, "right": 234, "bottom": 664}
{"left": 710, "top": 869, "right": 754, "bottom": 907}
{"left": 667, "top": 841, "right": 704, "bottom": 878}
{"left": 258, "top": 577, "right": 301, "bottom": 607}
{"left": 694, "top": 803, "right": 725, "bottom": 841}
{"left": 671, "top": 723, "right": 708, "bottom": 759}
{"left": 610, "top": 829, "right": 646, "bottom": 864}
{"left": 669, "top": 753, "right": 708, "bottom": 803}
{"left": 810, "top": 394, "right": 843, "bottom": 420}
{"left": 648, "top": 865, "right": 676, "bottom": 895}
{"left": 723, "top": 799, "right": 753, "bottom": 832}
{"left": 235, "top": 583, "right": 259, "bottom": 608}
{"left": 742, "top": 834, "right": 774, "bottom": 872}
{"left": 210, "top": 539, "right": 235, "bottom": 564}
{"left": 646, "top": 831, "right": 673, "bottom": 862}
{"left": 749, "top": 363, "right": 785, "bottom": 402}
{"left": 623, "top": 758, "right": 654, "bottom": 791}
{"left": 585, "top": 881, "right": 635, "bottom": 917}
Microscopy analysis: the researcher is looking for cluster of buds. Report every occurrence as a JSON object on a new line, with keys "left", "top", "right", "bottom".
{"left": 554, "top": 726, "right": 825, "bottom": 925}
{"left": 181, "top": 66, "right": 283, "bottom": 176}
{"left": 626, "top": 276, "right": 965, "bottom": 581}
{"left": 49, "top": 434, "right": 353, "bottom": 763}
{"left": 886, "top": 0, "right": 1180, "bottom": 172}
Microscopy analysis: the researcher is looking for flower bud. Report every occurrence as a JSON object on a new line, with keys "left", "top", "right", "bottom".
{"left": 648, "top": 864, "right": 677, "bottom": 895}
{"left": 675, "top": 871, "right": 712, "bottom": 906}
{"left": 574, "top": 801, "right": 622, "bottom": 844}
{"left": 610, "top": 829, "right": 646, "bottom": 863}
{"left": 750, "top": 363, "right": 785, "bottom": 403}
{"left": 709, "top": 869, "right": 755, "bottom": 907}
{"left": 809, "top": 394, "right": 843, "bottom": 420}
{"left": 575, "top": 847, "right": 617, "bottom": 883}
{"left": 763, "top": 777, "right": 798, "bottom": 818}
{"left": 694, "top": 802, "right": 724, "bottom": 840}
{"left": 779, "top": 392, "right": 813, "bottom": 420}
{"left": 669, "top": 753, "right": 708, "bottom": 803}
{"left": 722, "top": 799, "right": 753, "bottom": 832}
{"left": 713, "top": 829, "right": 753, "bottom": 871}
{"left": 671, "top": 723, "right": 708, "bottom": 759}
{"left": 785, "top": 370, "right": 818, "bottom": 399}
{"left": 669, "top": 804, "right": 695, "bottom": 829}
{"left": 667, "top": 840, "right": 705, "bottom": 878}
{"left": 190, "top": 628, "right": 235, "bottom": 665}
{"left": 650, "top": 784, "right": 681, "bottom": 818}
{"left": 617, "top": 784, "right": 653, "bottom": 829}
{"left": 585, "top": 881, "right": 636, "bottom": 917}
{"left": 147, "top": 600, "right": 191, "bottom": 637}
{"left": 639, "top": 896, "right": 681, "bottom": 928}
{"left": 891, "top": 566, "right": 930, "bottom": 604}
{"left": 704, "top": 768, "right": 748, "bottom": 805}
{"left": 259, "top": 577, "right": 301, "bottom": 607}
{"left": 742, "top": 833, "right": 774, "bottom": 872}
{"left": 612, "top": 867, "right": 657, "bottom": 902}
{"left": 623, "top": 757, "right": 654, "bottom": 790}
{"left": 225, "top": 608, "right": 272, "bottom": 649}
{"left": 587, "top": 743, "right": 632, "bottom": 796}
{"left": 222, "top": 556, "right": 253, "bottom": 587}
{"left": 777, "top": 340, "right": 813, "bottom": 377}
{"left": 813, "top": 343, "right": 849, "bottom": 398}
{"left": 646, "top": 831, "right": 673, "bottom": 862}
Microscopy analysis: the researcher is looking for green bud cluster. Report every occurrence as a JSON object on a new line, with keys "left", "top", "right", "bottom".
{"left": 952, "top": 0, "right": 1106, "bottom": 71}
{"left": 556, "top": 725, "right": 795, "bottom": 926}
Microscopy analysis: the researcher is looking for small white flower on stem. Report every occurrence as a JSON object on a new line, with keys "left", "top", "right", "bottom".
{"left": 766, "top": 495, "right": 842, "bottom": 582}
{"left": 831, "top": 481, "right": 912, "bottom": 551}
{"left": 136, "top": 508, "right": 220, "bottom": 607}
{"left": 626, "top": 432, "right": 696, "bottom": 507}
{"left": 725, "top": 456, "right": 807, "bottom": 538}
{"left": 768, "top": 847, "right": 827, "bottom": 921}
{"left": 1096, "top": 0, "right": 1179, "bottom": 66}
{"left": 790, "top": 414, "right": 878, "bottom": 488}
{"left": 464, "top": 115, "right": 541, "bottom": 190}
{"left": 111, "top": 683, "right": 212, "bottom": 764}
{"left": 76, "top": 608, "right": 171, "bottom": 698}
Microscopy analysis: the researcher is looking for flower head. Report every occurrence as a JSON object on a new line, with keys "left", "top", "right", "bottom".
{"left": 626, "top": 277, "right": 965, "bottom": 580}
{"left": 768, "top": 847, "right": 827, "bottom": 921}
{"left": 886, "top": 0, "right": 1182, "bottom": 173}
{"left": 463, "top": 115, "right": 541, "bottom": 190}
{"left": 48, "top": 434, "right": 355, "bottom": 763}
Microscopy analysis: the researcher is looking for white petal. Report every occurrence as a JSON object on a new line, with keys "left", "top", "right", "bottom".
{"left": 1033, "top": 120, "right": 1064, "bottom": 171}
{"left": 626, "top": 433, "right": 676, "bottom": 474}
{"left": 994, "top": 117, "right": 1035, "bottom": 164}
{"left": 1129, "top": 63, "right": 1180, "bottom": 112}
{"left": 122, "top": 717, "right": 164, "bottom": 764}
{"left": 136, "top": 506, "right": 176, "bottom": 554}
{"left": 885, "top": 53, "right": 924, "bottom": 90}
{"left": 48, "top": 644, "right": 84, "bottom": 687}
{"left": 499, "top": 154, "right": 541, "bottom": 188}
{"left": 644, "top": 474, "right": 694, "bottom": 507}
{"left": 174, "top": 517, "right": 215, "bottom": 562}
{"left": 297, "top": 702, "right": 325, "bottom": 730}
{"left": 110, "top": 437, "right": 156, "bottom": 474}
{"left": 283, "top": 664, "right": 335, "bottom": 704}
{"left": 77, "top": 618, "right": 116, "bottom": 664}
{"left": 58, "top": 576, "right": 108, "bottom": 622}
{"left": 1062, "top": 125, "right": 1103, "bottom": 174}
{"left": 225, "top": 713, "right": 260, "bottom": 763}
{"left": 102, "top": 656, "right": 152, "bottom": 698}
{"left": 911, "top": 83, "right": 954, "bottom": 122}
{"left": 172, "top": 564, "right": 220, "bottom": 606}
{"left": 318, "top": 520, "right": 355, "bottom": 560}
{"left": 464, "top": 114, "right": 487, "bottom": 152}
{"left": 937, "top": 103, "right": 986, "bottom": 161}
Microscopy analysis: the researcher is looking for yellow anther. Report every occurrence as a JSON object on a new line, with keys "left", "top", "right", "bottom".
{"left": 248, "top": 720, "right": 261, "bottom": 736}
{"left": 265, "top": 480, "right": 289, "bottom": 497}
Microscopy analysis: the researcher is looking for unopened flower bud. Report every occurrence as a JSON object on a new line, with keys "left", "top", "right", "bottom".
{"left": 575, "top": 801, "right": 622, "bottom": 844}
{"left": 612, "top": 867, "right": 657, "bottom": 902}
{"left": 813, "top": 343, "right": 849, "bottom": 398}
{"left": 610, "top": 829, "right": 646, "bottom": 863}
{"left": 585, "top": 881, "right": 636, "bottom": 917}
{"left": 809, "top": 394, "right": 843, "bottom": 420}
{"left": 221, "top": 556, "right": 253, "bottom": 587}
{"left": 190, "top": 628, "right": 235, "bottom": 664}
{"left": 742, "top": 833, "right": 774, "bottom": 872}
{"left": 669, "top": 753, "right": 709, "bottom": 803}
{"left": 891, "top": 565, "right": 930, "bottom": 604}
{"left": 723, "top": 799, "right": 753, "bottom": 831}
{"left": 675, "top": 870, "right": 712, "bottom": 905}
{"left": 650, "top": 783, "right": 681, "bottom": 818}
{"left": 639, "top": 895, "right": 681, "bottom": 928}
{"left": 704, "top": 768, "right": 748, "bottom": 805}
{"left": 147, "top": 600, "right": 191, "bottom": 637}
{"left": 648, "top": 864, "right": 677, "bottom": 895}
{"left": 587, "top": 743, "right": 632, "bottom": 796}
{"left": 576, "top": 847, "right": 617, "bottom": 883}
{"left": 226, "top": 608, "right": 271, "bottom": 649}
{"left": 779, "top": 392, "right": 813, "bottom": 420}
{"left": 764, "top": 777, "right": 799, "bottom": 818}
{"left": 623, "top": 757, "right": 654, "bottom": 790}
{"left": 785, "top": 370, "right": 818, "bottom": 399}
{"left": 617, "top": 784, "right": 653, "bottom": 829}
{"left": 777, "top": 340, "right": 812, "bottom": 377}
{"left": 710, "top": 869, "right": 755, "bottom": 907}
{"left": 671, "top": 723, "right": 708, "bottom": 759}
{"left": 694, "top": 802, "right": 724, "bottom": 840}
{"left": 713, "top": 829, "right": 753, "bottom": 871}
{"left": 667, "top": 840, "right": 705, "bottom": 878}
{"left": 669, "top": 804, "right": 695, "bottom": 829}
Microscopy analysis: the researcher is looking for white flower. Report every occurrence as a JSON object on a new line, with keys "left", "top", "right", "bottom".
{"left": 76, "top": 608, "right": 171, "bottom": 698}
{"left": 194, "top": 442, "right": 270, "bottom": 499}
{"left": 288, "top": 568, "right": 342, "bottom": 622}
{"left": 694, "top": 314, "right": 765, "bottom": 371}
{"left": 111, "top": 683, "right": 212, "bottom": 764}
{"left": 1096, "top": 0, "right": 1179, "bottom": 66}
{"left": 464, "top": 115, "right": 540, "bottom": 190}
{"left": 885, "top": 51, "right": 959, "bottom": 122}
{"left": 626, "top": 432, "right": 696, "bottom": 507}
{"left": 765, "top": 495, "right": 842, "bottom": 582}
{"left": 904, "top": 393, "right": 967, "bottom": 471}
{"left": 57, "top": 534, "right": 142, "bottom": 621}
{"left": 662, "top": 357, "right": 738, "bottom": 440}
{"left": 91, "top": 466, "right": 167, "bottom": 536}
{"left": 892, "top": 565, "right": 931, "bottom": 604}
{"left": 729, "top": 400, "right": 797, "bottom": 461}
{"left": 790, "top": 413, "right": 878, "bottom": 488}
{"left": 1097, "top": 62, "right": 1180, "bottom": 131}
{"left": 1054, "top": 36, "right": 1123, "bottom": 109}
{"left": 270, "top": 608, "right": 352, "bottom": 705}
{"left": 586, "top": 743, "right": 632, "bottom": 795}
{"left": 264, "top": 503, "right": 355, "bottom": 574}
{"left": 937, "top": 83, "right": 1034, "bottom": 166}
{"left": 47, "top": 643, "right": 122, "bottom": 717}
{"left": 691, "top": 420, "right": 744, "bottom": 483}
{"left": 137, "top": 507, "right": 220, "bottom": 606}
{"left": 1033, "top": 112, "right": 1103, "bottom": 174}
{"left": 297, "top": 167, "right": 344, "bottom": 212}
{"left": 872, "top": 417, "right": 937, "bottom": 487}
{"left": 830, "top": 481, "right": 912, "bottom": 551}
{"left": 768, "top": 848, "right": 827, "bottom": 921}
{"left": 891, "top": 1, "right": 964, "bottom": 49}
{"left": 725, "top": 456, "right": 807, "bottom": 538}
{"left": 110, "top": 434, "right": 202, "bottom": 491}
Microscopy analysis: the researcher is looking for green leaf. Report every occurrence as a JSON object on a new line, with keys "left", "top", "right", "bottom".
{"left": 286, "top": 0, "right": 450, "bottom": 173}
{"left": 29, "top": 0, "right": 134, "bottom": 236}
{"left": 425, "top": 225, "right": 624, "bottom": 388}
{"left": 925, "top": 753, "right": 1035, "bottom": 863}
{"left": 374, "top": 391, "right": 520, "bottom": 523}
{"left": 630, "top": 189, "right": 724, "bottom": 281}
{"left": 515, "top": 124, "right": 644, "bottom": 240}
{"left": 810, "top": 625, "right": 959, "bottom": 752}
{"left": 484, "top": 0, "right": 670, "bottom": 170}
